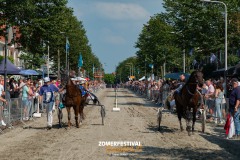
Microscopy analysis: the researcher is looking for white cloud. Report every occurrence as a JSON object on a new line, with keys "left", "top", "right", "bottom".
{"left": 105, "top": 35, "right": 126, "bottom": 45}
{"left": 94, "top": 2, "right": 150, "bottom": 20}
{"left": 100, "top": 28, "right": 126, "bottom": 45}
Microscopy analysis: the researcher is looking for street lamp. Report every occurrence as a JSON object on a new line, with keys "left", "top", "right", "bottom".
{"left": 201, "top": 0, "right": 228, "bottom": 93}
{"left": 126, "top": 63, "right": 134, "bottom": 77}
{"left": 125, "top": 64, "right": 132, "bottom": 79}
{"left": 47, "top": 41, "right": 50, "bottom": 77}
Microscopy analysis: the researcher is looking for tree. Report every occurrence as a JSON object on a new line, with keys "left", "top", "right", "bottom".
{"left": 0, "top": 0, "right": 102, "bottom": 75}
{"left": 135, "top": 13, "right": 181, "bottom": 76}
{"left": 103, "top": 74, "right": 115, "bottom": 84}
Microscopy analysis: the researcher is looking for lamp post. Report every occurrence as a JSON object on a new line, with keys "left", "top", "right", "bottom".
{"left": 126, "top": 63, "right": 134, "bottom": 78}
{"left": 125, "top": 64, "right": 131, "bottom": 79}
{"left": 47, "top": 42, "right": 49, "bottom": 77}
{"left": 201, "top": 0, "right": 228, "bottom": 94}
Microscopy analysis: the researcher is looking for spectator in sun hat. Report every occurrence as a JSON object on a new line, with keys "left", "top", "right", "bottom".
{"left": 229, "top": 77, "right": 240, "bottom": 138}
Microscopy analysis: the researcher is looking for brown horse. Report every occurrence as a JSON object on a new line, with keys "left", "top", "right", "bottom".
{"left": 63, "top": 79, "right": 83, "bottom": 128}
{"left": 174, "top": 71, "right": 204, "bottom": 135}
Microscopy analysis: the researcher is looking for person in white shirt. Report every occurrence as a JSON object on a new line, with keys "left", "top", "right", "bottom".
{"left": 201, "top": 82, "right": 209, "bottom": 95}
{"left": 205, "top": 80, "right": 215, "bottom": 121}
{"left": 0, "top": 79, "right": 7, "bottom": 126}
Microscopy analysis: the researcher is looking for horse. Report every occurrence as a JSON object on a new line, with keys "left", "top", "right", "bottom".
{"left": 174, "top": 70, "right": 204, "bottom": 136}
{"left": 62, "top": 78, "right": 83, "bottom": 128}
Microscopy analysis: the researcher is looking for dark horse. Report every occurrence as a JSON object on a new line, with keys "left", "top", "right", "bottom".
{"left": 174, "top": 70, "right": 204, "bottom": 135}
{"left": 62, "top": 78, "right": 87, "bottom": 128}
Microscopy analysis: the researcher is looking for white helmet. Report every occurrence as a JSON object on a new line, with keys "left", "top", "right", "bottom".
{"left": 44, "top": 77, "right": 50, "bottom": 82}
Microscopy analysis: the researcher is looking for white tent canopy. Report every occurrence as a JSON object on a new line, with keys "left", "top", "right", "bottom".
{"left": 71, "top": 77, "right": 86, "bottom": 81}
{"left": 139, "top": 76, "right": 145, "bottom": 81}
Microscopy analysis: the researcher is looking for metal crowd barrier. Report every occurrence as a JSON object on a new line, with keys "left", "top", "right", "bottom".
{"left": 0, "top": 85, "right": 105, "bottom": 133}
{"left": 127, "top": 83, "right": 171, "bottom": 108}
{"left": 0, "top": 96, "right": 39, "bottom": 133}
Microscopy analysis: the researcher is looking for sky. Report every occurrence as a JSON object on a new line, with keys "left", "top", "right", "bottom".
{"left": 67, "top": 0, "right": 165, "bottom": 73}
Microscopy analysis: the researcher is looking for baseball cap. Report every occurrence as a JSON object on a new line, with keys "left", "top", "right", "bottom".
{"left": 44, "top": 77, "right": 50, "bottom": 82}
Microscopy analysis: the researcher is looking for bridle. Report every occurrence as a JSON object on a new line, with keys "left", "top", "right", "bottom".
{"left": 185, "top": 72, "right": 203, "bottom": 96}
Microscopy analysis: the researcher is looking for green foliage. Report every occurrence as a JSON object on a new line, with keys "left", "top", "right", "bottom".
{"left": 115, "top": 57, "right": 138, "bottom": 82}
{"left": 134, "top": 13, "right": 184, "bottom": 78}
{"left": 228, "top": 54, "right": 240, "bottom": 66}
{"left": 103, "top": 74, "right": 115, "bottom": 84}
{"left": 116, "top": 0, "right": 240, "bottom": 79}
{"left": 0, "top": 0, "right": 101, "bottom": 76}
{"left": 0, "top": 56, "right": 14, "bottom": 63}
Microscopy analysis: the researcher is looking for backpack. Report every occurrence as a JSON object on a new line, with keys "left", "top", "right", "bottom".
{"left": 43, "top": 88, "right": 53, "bottom": 103}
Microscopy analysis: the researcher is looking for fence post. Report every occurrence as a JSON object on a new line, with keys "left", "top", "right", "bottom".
{"left": 112, "top": 86, "right": 120, "bottom": 111}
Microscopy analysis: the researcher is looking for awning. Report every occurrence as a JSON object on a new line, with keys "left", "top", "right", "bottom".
{"left": 139, "top": 76, "right": 145, "bottom": 81}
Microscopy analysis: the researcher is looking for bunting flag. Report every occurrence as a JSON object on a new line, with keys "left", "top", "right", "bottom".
{"left": 66, "top": 38, "right": 70, "bottom": 53}
{"left": 78, "top": 53, "right": 83, "bottom": 67}
{"left": 210, "top": 53, "right": 216, "bottom": 63}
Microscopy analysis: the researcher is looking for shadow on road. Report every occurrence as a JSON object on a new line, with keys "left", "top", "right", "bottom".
{"left": 109, "top": 145, "right": 235, "bottom": 160}
{"left": 24, "top": 123, "right": 69, "bottom": 130}
{"left": 199, "top": 128, "right": 240, "bottom": 159}
{"left": 145, "top": 123, "right": 178, "bottom": 134}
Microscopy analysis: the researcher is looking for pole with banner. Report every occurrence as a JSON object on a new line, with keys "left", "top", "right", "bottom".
{"left": 78, "top": 53, "right": 83, "bottom": 77}
{"left": 93, "top": 64, "right": 95, "bottom": 80}
{"left": 66, "top": 37, "right": 70, "bottom": 75}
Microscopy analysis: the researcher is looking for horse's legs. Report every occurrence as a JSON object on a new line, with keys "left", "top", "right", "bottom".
{"left": 192, "top": 108, "right": 197, "bottom": 134}
{"left": 66, "top": 107, "right": 71, "bottom": 127}
{"left": 186, "top": 109, "right": 192, "bottom": 136}
{"left": 58, "top": 108, "right": 63, "bottom": 128}
{"left": 79, "top": 106, "right": 84, "bottom": 125}
{"left": 74, "top": 106, "right": 80, "bottom": 128}
{"left": 177, "top": 111, "right": 184, "bottom": 131}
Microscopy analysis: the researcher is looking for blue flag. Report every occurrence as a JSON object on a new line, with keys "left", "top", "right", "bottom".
{"left": 66, "top": 38, "right": 70, "bottom": 52}
{"left": 189, "top": 48, "right": 194, "bottom": 56}
{"left": 149, "top": 64, "right": 154, "bottom": 69}
{"left": 78, "top": 53, "right": 83, "bottom": 67}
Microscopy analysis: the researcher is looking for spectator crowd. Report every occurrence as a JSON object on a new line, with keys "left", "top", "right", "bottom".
{"left": 0, "top": 75, "right": 105, "bottom": 128}
{"left": 126, "top": 75, "right": 240, "bottom": 139}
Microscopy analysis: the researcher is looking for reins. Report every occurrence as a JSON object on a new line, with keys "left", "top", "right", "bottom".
{"left": 186, "top": 85, "right": 195, "bottom": 96}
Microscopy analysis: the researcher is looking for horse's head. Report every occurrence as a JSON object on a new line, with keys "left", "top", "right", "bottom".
{"left": 67, "top": 78, "right": 74, "bottom": 86}
{"left": 189, "top": 70, "right": 204, "bottom": 87}
{"left": 60, "top": 71, "right": 69, "bottom": 87}
{"left": 65, "top": 78, "right": 81, "bottom": 97}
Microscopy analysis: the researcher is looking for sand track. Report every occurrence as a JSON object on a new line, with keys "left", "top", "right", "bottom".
{"left": 0, "top": 88, "right": 239, "bottom": 160}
